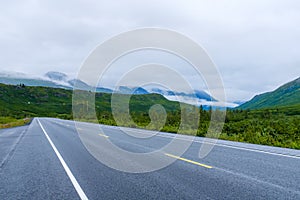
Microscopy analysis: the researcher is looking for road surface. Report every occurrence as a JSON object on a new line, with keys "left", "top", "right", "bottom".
{"left": 1, "top": 118, "right": 300, "bottom": 199}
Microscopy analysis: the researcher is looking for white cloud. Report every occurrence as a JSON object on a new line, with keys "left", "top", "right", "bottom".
{"left": 0, "top": 0, "right": 299, "bottom": 102}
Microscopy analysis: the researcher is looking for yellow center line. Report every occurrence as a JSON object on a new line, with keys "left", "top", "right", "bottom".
{"left": 164, "top": 153, "right": 213, "bottom": 169}
{"left": 98, "top": 133, "right": 109, "bottom": 138}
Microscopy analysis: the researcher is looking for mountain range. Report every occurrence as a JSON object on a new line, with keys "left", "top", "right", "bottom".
{"left": 1, "top": 71, "right": 299, "bottom": 110}
{"left": 0, "top": 71, "right": 219, "bottom": 107}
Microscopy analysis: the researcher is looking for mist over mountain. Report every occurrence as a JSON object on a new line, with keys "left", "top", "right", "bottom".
{"left": 0, "top": 71, "right": 71, "bottom": 89}
{"left": 45, "top": 71, "right": 68, "bottom": 82}
{"left": 0, "top": 71, "right": 88, "bottom": 90}
{"left": 45, "top": 71, "right": 91, "bottom": 89}
{"left": 68, "top": 79, "right": 91, "bottom": 89}
{"left": 116, "top": 86, "right": 149, "bottom": 95}
{"left": 148, "top": 88, "right": 215, "bottom": 101}
{"left": 0, "top": 70, "right": 233, "bottom": 107}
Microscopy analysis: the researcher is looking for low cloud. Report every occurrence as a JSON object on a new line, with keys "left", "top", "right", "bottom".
{"left": 0, "top": 0, "right": 299, "bottom": 102}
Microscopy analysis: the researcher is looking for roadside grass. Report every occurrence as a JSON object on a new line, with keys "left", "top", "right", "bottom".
{"left": 0, "top": 117, "right": 31, "bottom": 129}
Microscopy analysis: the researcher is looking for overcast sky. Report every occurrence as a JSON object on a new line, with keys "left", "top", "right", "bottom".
{"left": 0, "top": 0, "right": 299, "bottom": 102}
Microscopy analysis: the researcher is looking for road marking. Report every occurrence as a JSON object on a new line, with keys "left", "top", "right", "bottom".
{"left": 0, "top": 130, "right": 26, "bottom": 169}
{"left": 98, "top": 133, "right": 109, "bottom": 138}
{"left": 60, "top": 120, "right": 300, "bottom": 160}
{"left": 164, "top": 153, "right": 213, "bottom": 169}
{"left": 37, "top": 119, "right": 89, "bottom": 200}
{"left": 200, "top": 141, "right": 300, "bottom": 159}
{"left": 125, "top": 130, "right": 300, "bottom": 160}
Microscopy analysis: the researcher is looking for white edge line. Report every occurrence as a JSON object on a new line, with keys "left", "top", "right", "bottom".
{"left": 108, "top": 125, "right": 300, "bottom": 159}
{"left": 0, "top": 129, "right": 26, "bottom": 168}
{"left": 157, "top": 134, "right": 300, "bottom": 159}
{"left": 65, "top": 120, "right": 300, "bottom": 159}
{"left": 37, "top": 119, "right": 89, "bottom": 200}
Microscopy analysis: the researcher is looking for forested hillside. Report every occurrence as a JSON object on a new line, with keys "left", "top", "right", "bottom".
{"left": 0, "top": 83, "right": 299, "bottom": 149}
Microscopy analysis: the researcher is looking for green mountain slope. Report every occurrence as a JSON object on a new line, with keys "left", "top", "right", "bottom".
{"left": 0, "top": 83, "right": 187, "bottom": 133}
{"left": 1, "top": 83, "right": 300, "bottom": 149}
{"left": 0, "top": 83, "right": 180, "bottom": 119}
{"left": 238, "top": 77, "right": 300, "bottom": 110}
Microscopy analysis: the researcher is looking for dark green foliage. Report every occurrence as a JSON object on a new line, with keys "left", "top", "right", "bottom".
{"left": 1, "top": 83, "right": 300, "bottom": 149}
{"left": 0, "top": 83, "right": 73, "bottom": 118}
{"left": 221, "top": 109, "right": 300, "bottom": 149}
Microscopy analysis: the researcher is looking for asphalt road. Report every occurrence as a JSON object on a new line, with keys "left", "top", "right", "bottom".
{"left": 1, "top": 118, "right": 300, "bottom": 199}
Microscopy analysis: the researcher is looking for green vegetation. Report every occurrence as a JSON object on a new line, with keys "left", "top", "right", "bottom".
{"left": 221, "top": 109, "right": 300, "bottom": 149}
{"left": 0, "top": 117, "right": 31, "bottom": 129}
{"left": 0, "top": 83, "right": 299, "bottom": 149}
{"left": 238, "top": 77, "right": 300, "bottom": 109}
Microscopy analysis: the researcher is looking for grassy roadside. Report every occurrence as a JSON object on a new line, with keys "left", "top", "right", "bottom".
{"left": 0, "top": 117, "right": 31, "bottom": 129}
